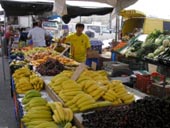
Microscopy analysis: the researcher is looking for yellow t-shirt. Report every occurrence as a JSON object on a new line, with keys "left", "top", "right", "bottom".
{"left": 64, "top": 33, "right": 91, "bottom": 62}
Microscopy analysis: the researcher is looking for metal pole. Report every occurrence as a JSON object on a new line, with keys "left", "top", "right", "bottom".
{"left": 1, "top": 34, "right": 6, "bottom": 81}
{"left": 109, "top": 13, "right": 112, "bottom": 30}
{"left": 79, "top": 16, "right": 81, "bottom": 23}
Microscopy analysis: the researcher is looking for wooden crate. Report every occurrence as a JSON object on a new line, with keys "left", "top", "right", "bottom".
{"left": 45, "top": 84, "right": 84, "bottom": 128}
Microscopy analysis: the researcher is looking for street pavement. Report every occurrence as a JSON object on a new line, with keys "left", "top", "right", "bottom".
{"left": 0, "top": 57, "right": 18, "bottom": 128}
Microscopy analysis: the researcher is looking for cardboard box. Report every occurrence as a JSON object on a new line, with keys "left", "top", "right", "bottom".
{"left": 87, "top": 50, "right": 99, "bottom": 58}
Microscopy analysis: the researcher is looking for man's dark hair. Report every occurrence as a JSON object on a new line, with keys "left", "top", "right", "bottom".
{"left": 75, "top": 23, "right": 84, "bottom": 29}
{"left": 33, "top": 22, "right": 38, "bottom": 27}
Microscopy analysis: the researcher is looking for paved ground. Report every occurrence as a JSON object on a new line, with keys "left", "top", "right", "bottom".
{"left": 0, "top": 57, "right": 18, "bottom": 128}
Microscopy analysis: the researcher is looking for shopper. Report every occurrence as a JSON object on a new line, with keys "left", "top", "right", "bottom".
{"left": 62, "top": 23, "right": 91, "bottom": 63}
{"left": 27, "top": 21, "right": 48, "bottom": 47}
{"left": 3, "top": 25, "right": 14, "bottom": 56}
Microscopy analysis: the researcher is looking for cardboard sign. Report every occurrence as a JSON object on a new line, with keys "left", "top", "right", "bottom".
{"left": 71, "top": 63, "right": 87, "bottom": 80}
{"left": 91, "top": 61, "right": 97, "bottom": 71}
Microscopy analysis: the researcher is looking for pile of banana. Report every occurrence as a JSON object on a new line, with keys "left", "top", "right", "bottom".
{"left": 13, "top": 67, "right": 44, "bottom": 93}
{"left": 30, "top": 73, "right": 44, "bottom": 91}
{"left": 47, "top": 102, "right": 77, "bottom": 128}
{"left": 48, "top": 69, "right": 135, "bottom": 112}
{"left": 21, "top": 90, "right": 58, "bottom": 128}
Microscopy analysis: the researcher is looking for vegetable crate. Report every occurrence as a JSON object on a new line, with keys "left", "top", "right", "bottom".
{"left": 134, "top": 74, "right": 152, "bottom": 93}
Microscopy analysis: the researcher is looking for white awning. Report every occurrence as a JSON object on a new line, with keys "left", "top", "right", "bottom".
{"left": 53, "top": 0, "right": 138, "bottom": 16}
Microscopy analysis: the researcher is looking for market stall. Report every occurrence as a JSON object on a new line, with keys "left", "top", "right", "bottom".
{"left": 3, "top": 0, "right": 170, "bottom": 128}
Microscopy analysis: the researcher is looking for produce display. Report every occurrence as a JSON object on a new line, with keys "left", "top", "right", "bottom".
{"left": 48, "top": 69, "right": 135, "bottom": 112}
{"left": 36, "top": 58, "right": 64, "bottom": 76}
{"left": 20, "top": 47, "right": 78, "bottom": 67}
{"left": 13, "top": 67, "right": 44, "bottom": 93}
{"left": 21, "top": 90, "right": 58, "bottom": 128}
{"left": 10, "top": 60, "right": 29, "bottom": 74}
{"left": 112, "top": 41, "right": 127, "bottom": 51}
{"left": 158, "top": 48, "right": 170, "bottom": 64}
{"left": 10, "top": 51, "right": 24, "bottom": 60}
{"left": 82, "top": 96, "right": 170, "bottom": 128}
{"left": 123, "top": 30, "right": 163, "bottom": 58}
{"left": 21, "top": 90, "right": 77, "bottom": 128}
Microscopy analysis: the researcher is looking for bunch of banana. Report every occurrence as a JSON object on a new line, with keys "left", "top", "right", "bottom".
{"left": 110, "top": 80, "right": 135, "bottom": 104}
{"left": 102, "top": 89, "right": 122, "bottom": 105}
{"left": 58, "top": 79, "right": 82, "bottom": 102}
{"left": 13, "top": 66, "right": 31, "bottom": 80}
{"left": 22, "top": 97, "right": 57, "bottom": 128}
{"left": 47, "top": 102, "right": 73, "bottom": 126}
{"left": 65, "top": 92, "right": 98, "bottom": 112}
{"left": 24, "top": 97, "right": 48, "bottom": 111}
{"left": 117, "top": 92, "right": 135, "bottom": 104}
{"left": 77, "top": 79, "right": 107, "bottom": 100}
{"left": 22, "top": 90, "right": 41, "bottom": 104}
{"left": 30, "top": 73, "right": 44, "bottom": 91}
{"left": 15, "top": 77, "right": 33, "bottom": 94}
{"left": 48, "top": 75, "right": 70, "bottom": 94}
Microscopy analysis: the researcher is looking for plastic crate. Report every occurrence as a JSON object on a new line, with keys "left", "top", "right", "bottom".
{"left": 135, "top": 74, "right": 152, "bottom": 93}
{"left": 86, "top": 58, "right": 99, "bottom": 68}
{"left": 90, "top": 39, "right": 103, "bottom": 54}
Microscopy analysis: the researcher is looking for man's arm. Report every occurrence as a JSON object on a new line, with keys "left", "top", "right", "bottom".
{"left": 27, "top": 31, "right": 32, "bottom": 39}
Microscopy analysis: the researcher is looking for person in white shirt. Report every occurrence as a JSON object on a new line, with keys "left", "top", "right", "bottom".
{"left": 27, "top": 22, "right": 48, "bottom": 47}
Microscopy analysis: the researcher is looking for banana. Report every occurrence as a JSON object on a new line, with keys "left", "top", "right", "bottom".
{"left": 89, "top": 88, "right": 103, "bottom": 97}
{"left": 76, "top": 94, "right": 93, "bottom": 105}
{"left": 61, "top": 91, "right": 82, "bottom": 96}
{"left": 103, "top": 95, "right": 113, "bottom": 101}
{"left": 96, "top": 101, "right": 112, "bottom": 107}
{"left": 64, "top": 108, "right": 73, "bottom": 122}
{"left": 25, "top": 90, "right": 41, "bottom": 98}
{"left": 47, "top": 102, "right": 56, "bottom": 111}
{"left": 86, "top": 85, "right": 99, "bottom": 93}
{"left": 34, "top": 122, "right": 58, "bottom": 128}
{"left": 84, "top": 81, "right": 97, "bottom": 90}
{"left": 121, "top": 94, "right": 134, "bottom": 101}
{"left": 79, "top": 103, "right": 98, "bottom": 111}
{"left": 93, "top": 91, "right": 105, "bottom": 101}
{"left": 52, "top": 114, "right": 60, "bottom": 123}
{"left": 64, "top": 122, "right": 72, "bottom": 128}
{"left": 29, "top": 106, "right": 50, "bottom": 111}
{"left": 65, "top": 100, "right": 74, "bottom": 107}
{"left": 71, "top": 93, "right": 86, "bottom": 103}
{"left": 77, "top": 99, "right": 95, "bottom": 108}
{"left": 55, "top": 104, "right": 65, "bottom": 121}
{"left": 54, "top": 102, "right": 63, "bottom": 107}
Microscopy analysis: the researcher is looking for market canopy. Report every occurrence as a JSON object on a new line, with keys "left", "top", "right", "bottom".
{"left": 0, "top": 0, "right": 53, "bottom": 16}
{"left": 120, "top": 9, "right": 146, "bottom": 19}
{"left": 53, "top": 0, "right": 138, "bottom": 16}
{"left": 62, "top": 5, "right": 113, "bottom": 23}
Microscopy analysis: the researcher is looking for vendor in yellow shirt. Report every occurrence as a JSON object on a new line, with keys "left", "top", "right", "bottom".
{"left": 62, "top": 23, "right": 91, "bottom": 63}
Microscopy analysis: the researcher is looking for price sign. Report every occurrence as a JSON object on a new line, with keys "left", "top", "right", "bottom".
{"left": 91, "top": 61, "right": 97, "bottom": 71}
{"left": 71, "top": 63, "right": 87, "bottom": 81}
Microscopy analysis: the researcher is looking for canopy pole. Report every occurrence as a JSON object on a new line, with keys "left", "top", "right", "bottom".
{"left": 2, "top": 12, "right": 6, "bottom": 81}
{"left": 109, "top": 13, "right": 112, "bottom": 30}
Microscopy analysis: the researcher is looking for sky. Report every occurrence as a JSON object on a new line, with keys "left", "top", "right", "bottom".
{"left": 127, "top": 0, "right": 170, "bottom": 19}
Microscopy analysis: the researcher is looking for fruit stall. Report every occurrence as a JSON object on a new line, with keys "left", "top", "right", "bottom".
{"left": 8, "top": 45, "right": 153, "bottom": 128}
